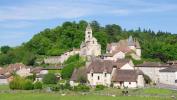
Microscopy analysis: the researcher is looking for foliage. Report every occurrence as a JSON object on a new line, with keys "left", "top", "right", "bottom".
{"left": 73, "top": 84, "right": 90, "bottom": 92}
{"left": 61, "top": 54, "right": 85, "bottom": 79}
{"left": 0, "top": 46, "right": 36, "bottom": 66}
{"left": 143, "top": 74, "right": 151, "bottom": 84}
{"left": 78, "top": 76, "right": 87, "bottom": 84}
{"left": 22, "top": 79, "right": 34, "bottom": 90}
{"left": 43, "top": 73, "right": 57, "bottom": 84}
{"left": 1, "top": 20, "right": 177, "bottom": 66}
{"left": 9, "top": 76, "right": 34, "bottom": 90}
{"left": 26, "top": 74, "right": 36, "bottom": 81}
{"left": 51, "top": 82, "right": 71, "bottom": 91}
{"left": 95, "top": 85, "right": 105, "bottom": 91}
{"left": 0, "top": 46, "right": 11, "bottom": 54}
{"left": 9, "top": 76, "right": 24, "bottom": 90}
{"left": 34, "top": 81, "right": 43, "bottom": 89}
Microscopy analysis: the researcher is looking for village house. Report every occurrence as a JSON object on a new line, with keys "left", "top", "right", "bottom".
{"left": 104, "top": 36, "right": 141, "bottom": 61}
{"left": 70, "top": 59, "right": 144, "bottom": 88}
{"left": 159, "top": 66, "right": 177, "bottom": 86}
{"left": 30, "top": 66, "right": 62, "bottom": 81}
{"left": 0, "top": 68, "right": 9, "bottom": 85}
{"left": 135, "top": 62, "right": 170, "bottom": 83}
{"left": 0, "top": 63, "right": 28, "bottom": 84}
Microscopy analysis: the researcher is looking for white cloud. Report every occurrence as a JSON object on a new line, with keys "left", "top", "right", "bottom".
{"left": 0, "top": 0, "right": 176, "bottom": 21}
{"left": 0, "top": 1, "right": 93, "bottom": 21}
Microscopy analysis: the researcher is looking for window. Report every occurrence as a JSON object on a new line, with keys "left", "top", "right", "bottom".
{"left": 129, "top": 82, "right": 131, "bottom": 85}
{"left": 98, "top": 76, "right": 100, "bottom": 80}
{"left": 88, "top": 32, "right": 91, "bottom": 34}
{"left": 91, "top": 73, "right": 93, "bottom": 77}
{"left": 175, "top": 80, "right": 177, "bottom": 83}
{"left": 104, "top": 73, "right": 107, "bottom": 77}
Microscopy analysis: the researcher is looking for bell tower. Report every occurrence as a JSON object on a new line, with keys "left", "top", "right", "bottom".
{"left": 85, "top": 23, "right": 92, "bottom": 42}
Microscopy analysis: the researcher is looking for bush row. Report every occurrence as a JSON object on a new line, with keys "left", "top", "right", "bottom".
{"left": 9, "top": 76, "right": 42, "bottom": 90}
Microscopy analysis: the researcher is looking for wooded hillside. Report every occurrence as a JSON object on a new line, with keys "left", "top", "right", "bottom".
{"left": 0, "top": 20, "right": 177, "bottom": 66}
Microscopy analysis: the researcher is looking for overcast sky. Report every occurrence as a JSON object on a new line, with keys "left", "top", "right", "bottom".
{"left": 0, "top": 0, "right": 177, "bottom": 46}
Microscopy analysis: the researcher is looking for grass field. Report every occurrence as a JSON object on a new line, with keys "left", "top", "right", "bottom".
{"left": 0, "top": 93, "right": 173, "bottom": 100}
{"left": 0, "top": 85, "right": 176, "bottom": 100}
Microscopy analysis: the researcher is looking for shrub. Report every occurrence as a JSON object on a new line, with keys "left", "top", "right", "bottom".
{"left": 78, "top": 76, "right": 87, "bottom": 84}
{"left": 22, "top": 80, "right": 34, "bottom": 90}
{"left": 43, "top": 73, "right": 57, "bottom": 84}
{"left": 61, "top": 54, "right": 85, "bottom": 79}
{"left": 64, "top": 82, "right": 71, "bottom": 90}
{"left": 34, "top": 81, "right": 43, "bottom": 89}
{"left": 95, "top": 85, "right": 105, "bottom": 91}
{"left": 9, "top": 76, "right": 24, "bottom": 90}
{"left": 26, "top": 74, "right": 36, "bottom": 81}
{"left": 143, "top": 74, "right": 151, "bottom": 84}
{"left": 73, "top": 84, "right": 90, "bottom": 92}
{"left": 51, "top": 85, "right": 60, "bottom": 91}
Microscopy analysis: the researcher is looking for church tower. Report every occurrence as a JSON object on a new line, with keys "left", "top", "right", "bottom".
{"left": 85, "top": 23, "right": 93, "bottom": 42}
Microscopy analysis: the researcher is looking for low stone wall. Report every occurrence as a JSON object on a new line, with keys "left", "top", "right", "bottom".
{"left": 44, "top": 50, "right": 80, "bottom": 64}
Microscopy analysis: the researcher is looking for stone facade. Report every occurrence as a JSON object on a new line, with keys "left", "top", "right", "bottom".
{"left": 44, "top": 49, "right": 80, "bottom": 64}
{"left": 135, "top": 62, "right": 170, "bottom": 83}
{"left": 80, "top": 23, "right": 101, "bottom": 57}
{"left": 159, "top": 66, "right": 177, "bottom": 86}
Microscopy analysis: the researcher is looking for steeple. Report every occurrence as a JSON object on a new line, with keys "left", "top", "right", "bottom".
{"left": 86, "top": 23, "right": 92, "bottom": 30}
{"left": 85, "top": 23, "right": 93, "bottom": 42}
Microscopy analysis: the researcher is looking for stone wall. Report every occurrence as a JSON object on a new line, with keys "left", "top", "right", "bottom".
{"left": 44, "top": 49, "right": 80, "bottom": 64}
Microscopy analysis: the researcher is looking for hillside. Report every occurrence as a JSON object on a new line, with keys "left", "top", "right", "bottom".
{"left": 0, "top": 20, "right": 177, "bottom": 66}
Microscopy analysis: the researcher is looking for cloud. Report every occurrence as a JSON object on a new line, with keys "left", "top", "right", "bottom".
{"left": 0, "top": 0, "right": 176, "bottom": 21}
{"left": 0, "top": 1, "right": 93, "bottom": 21}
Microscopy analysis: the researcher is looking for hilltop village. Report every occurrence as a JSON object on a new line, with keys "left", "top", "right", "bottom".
{"left": 0, "top": 23, "right": 177, "bottom": 89}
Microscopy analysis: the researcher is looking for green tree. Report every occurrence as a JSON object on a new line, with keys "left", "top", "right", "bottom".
{"left": 43, "top": 73, "right": 57, "bottom": 84}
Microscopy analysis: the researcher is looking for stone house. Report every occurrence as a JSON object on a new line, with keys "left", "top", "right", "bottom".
{"left": 135, "top": 62, "right": 170, "bottom": 83}
{"left": 0, "top": 68, "right": 9, "bottom": 85}
{"left": 159, "top": 66, "right": 177, "bottom": 86}
{"left": 70, "top": 59, "right": 144, "bottom": 88}
{"left": 112, "top": 69, "right": 144, "bottom": 88}
{"left": 104, "top": 36, "right": 141, "bottom": 60}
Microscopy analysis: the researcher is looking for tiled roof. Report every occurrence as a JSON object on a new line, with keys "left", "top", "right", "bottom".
{"left": 0, "top": 68, "right": 6, "bottom": 75}
{"left": 70, "top": 67, "right": 87, "bottom": 81}
{"left": 159, "top": 66, "right": 177, "bottom": 72}
{"left": 87, "top": 59, "right": 130, "bottom": 73}
{"left": 112, "top": 70, "right": 138, "bottom": 82}
{"left": 136, "top": 62, "right": 169, "bottom": 67}
{"left": 30, "top": 67, "right": 43, "bottom": 73}
{"left": 0, "top": 75, "right": 7, "bottom": 79}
